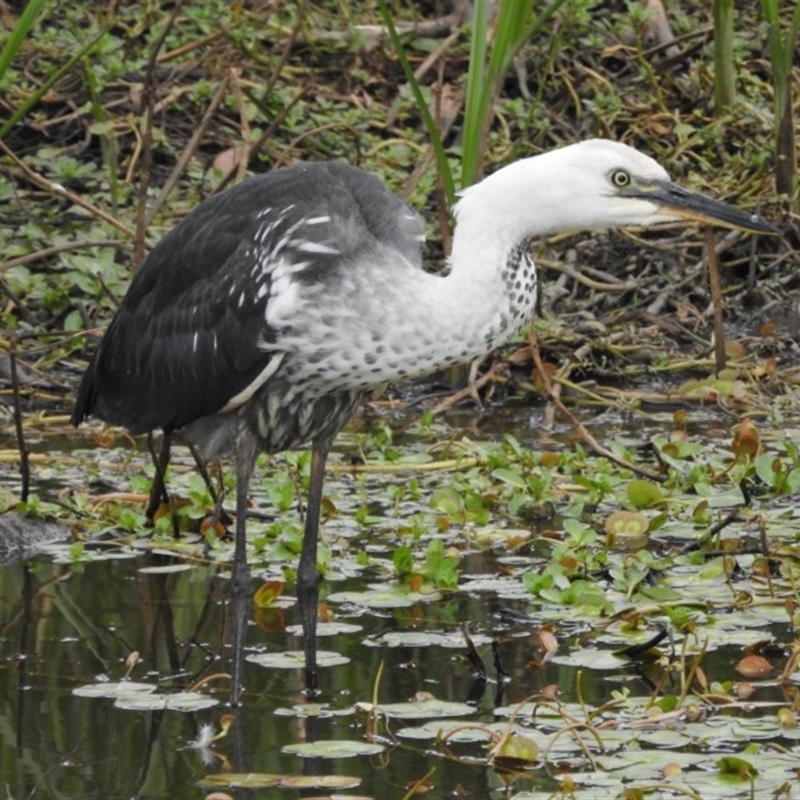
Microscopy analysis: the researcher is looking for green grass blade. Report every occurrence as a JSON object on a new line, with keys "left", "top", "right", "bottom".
{"left": 0, "top": 0, "right": 44, "bottom": 85}
{"left": 461, "top": 0, "right": 489, "bottom": 188}
{"left": 0, "top": 26, "right": 108, "bottom": 140}
{"left": 713, "top": 0, "right": 735, "bottom": 113}
{"left": 759, "top": 0, "right": 799, "bottom": 206}
{"left": 378, "top": 1, "right": 456, "bottom": 205}
{"left": 461, "top": 0, "right": 568, "bottom": 188}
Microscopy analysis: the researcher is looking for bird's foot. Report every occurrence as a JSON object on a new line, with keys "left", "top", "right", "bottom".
{"left": 303, "top": 669, "right": 320, "bottom": 700}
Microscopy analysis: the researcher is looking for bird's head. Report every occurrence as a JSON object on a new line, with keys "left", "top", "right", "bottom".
{"left": 456, "top": 139, "right": 776, "bottom": 239}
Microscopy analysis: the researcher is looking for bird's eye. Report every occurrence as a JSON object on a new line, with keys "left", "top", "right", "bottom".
{"left": 611, "top": 169, "right": 630, "bottom": 188}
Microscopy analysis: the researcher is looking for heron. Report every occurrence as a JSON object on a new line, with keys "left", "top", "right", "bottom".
{"left": 71, "top": 139, "right": 774, "bottom": 701}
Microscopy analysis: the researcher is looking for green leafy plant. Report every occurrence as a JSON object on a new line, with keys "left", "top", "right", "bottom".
{"left": 379, "top": 4, "right": 456, "bottom": 204}
{"left": 392, "top": 539, "right": 458, "bottom": 590}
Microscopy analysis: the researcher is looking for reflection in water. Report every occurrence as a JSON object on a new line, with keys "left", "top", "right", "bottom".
{"left": 1, "top": 551, "right": 543, "bottom": 799}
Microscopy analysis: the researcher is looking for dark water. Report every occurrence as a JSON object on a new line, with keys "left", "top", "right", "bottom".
{"left": 4, "top": 546, "right": 792, "bottom": 800}
{"left": 1, "top": 403, "right": 796, "bottom": 799}
{"left": 1, "top": 550, "right": 573, "bottom": 799}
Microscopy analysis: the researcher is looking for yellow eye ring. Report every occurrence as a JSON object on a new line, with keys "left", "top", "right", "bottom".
{"left": 611, "top": 169, "right": 630, "bottom": 187}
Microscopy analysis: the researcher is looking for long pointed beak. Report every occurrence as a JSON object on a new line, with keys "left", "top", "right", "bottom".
{"left": 627, "top": 179, "right": 778, "bottom": 235}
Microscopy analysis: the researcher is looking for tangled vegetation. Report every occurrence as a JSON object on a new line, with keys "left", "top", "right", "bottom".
{"left": 2, "top": 3, "right": 800, "bottom": 799}
{"left": 1, "top": 1, "right": 795, "bottom": 372}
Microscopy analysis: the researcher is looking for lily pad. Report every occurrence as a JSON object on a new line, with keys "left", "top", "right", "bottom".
{"left": 196, "top": 773, "right": 286, "bottom": 789}
{"left": 44, "top": 544, "right": 141, "bottom": 563}
{"left": 327, "top": 586, "right": 441, "bottom": 608}
{"left": 396, "top": 720, "right": 498, "bottom": 742}
{"left": 550, "top": 648, "right": 628, "bottom": 670}
{"left": 246, "top": 650, "right": 349, "bottom": 669}
{"left": 274, "top": 703, "right": 354, "bottom": 719}
{"left": 279, "top": 774, "right": 361, "bottom": 789}
{"left": 281, "top": 739, "right": 384, "bottom": 759}
{"left": 366, "top": 630, "right": 491, "bottom": 649}
{"left": 113, "top": 690, "right": 218, "bottom": 711}
{"left": 73, "top": 681, "right": 157, "bottom": 699}
{"left": 459, "top": 575, "right": 529, "bottom": 597}
{"left": 284, "top": 621, "right": 363, "bottom": 637}
{"left": 358, "top": 698, "right": 475, "bottom": 719}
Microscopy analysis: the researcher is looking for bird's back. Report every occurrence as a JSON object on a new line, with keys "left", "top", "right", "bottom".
{"left": 71, "top": 162, "right": 424, "bottom": 438}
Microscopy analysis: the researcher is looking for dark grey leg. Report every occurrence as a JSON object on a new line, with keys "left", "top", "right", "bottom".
{"left": 186, "top": 439, "right": 220, "bottom": 508}
{"left": 145, "top": 431, "right": 167, "bottom": 521}
{"left": 229, "top": 416, "right": 257, "bottom": 707}
{"left": 146, "top": 431, "right": 179, "bottom": 535}
{"left": 299, "top": 444, "right": 330, "bottom": 697}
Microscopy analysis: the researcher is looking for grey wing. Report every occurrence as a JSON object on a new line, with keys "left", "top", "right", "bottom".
{"left": 324, "top": 162, "right": 425, "bottom": 269}
{"left": 71, "top": 161, "right": 425, "bottom": 434}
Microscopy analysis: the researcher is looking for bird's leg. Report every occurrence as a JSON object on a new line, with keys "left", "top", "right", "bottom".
{"left": 145, "top": 431, "right": 166, "bottom": 521}
{"left": 187, "top": 439, "right": 220, "bottom": 508}
{"left": 146, "top": 431, "right": 179, "bottom": 535}
{"left": 186, "top": 441, "right": 230, "bottom": 530}
{"left": 229, "top": 416, "right": 257, "bottom": 707}
{"left": 232, "top": 429, "right": 256, "bottom": 591}
{"left": 299, "top": 443, "right": 330, "bottom": 698}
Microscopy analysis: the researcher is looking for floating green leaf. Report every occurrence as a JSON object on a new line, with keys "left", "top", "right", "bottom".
{"left": 114, "top": 691, "right": 218, "bottom": 712}
{"left": 327, "top": 587, "right": 441, "bottom": 609}
{"left": 429, "top": 486, "right": 464, "bottom": 516}
{"left": 282, "top": 739, "right": 384, "bottom": 759}
{"left": 196, "top": 773, "right": 286, "bottom": 789}
{"left": 247, "top": 650, "right": 349, "bottom": 670}
{"left": 73, "top": 681, "right": 156, "bottom": 699}
{"left": 717, "top": 755, "right": 759, "bottom": 780}
{"left": 627, "top": 479, "right": 666, "bottom": 509}
{"left": 367, "top": 699, "right": 474, "bottom": 720}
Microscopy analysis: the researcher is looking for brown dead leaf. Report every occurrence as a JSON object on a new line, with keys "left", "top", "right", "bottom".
{"left": 731, "top": 418, "right": 761, "bottom": 459}
{"left": 736, "top": 654, "right": 773, "bottom": 679}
